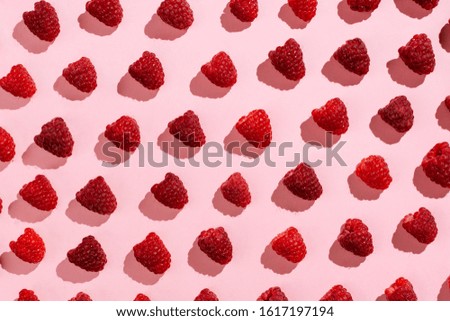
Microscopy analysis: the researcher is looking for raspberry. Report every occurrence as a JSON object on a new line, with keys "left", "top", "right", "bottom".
{"left": 312, "top": 98, "right": 349, "bottom": 135}
{"left": 421, "top": 142, "right": 450, "bottom": 188}
{"left": 288, "top": 0, "right": 317, "bottom": 22}
{"left": 10, "top": 228, "right": 46, "bottom": 264}
{"left": 257, "top": 287, "right": 288, "bottom": 301}
{"left": 128, "top": 51, "right": 165, "bottom": 90}
{"left": 282, "top": 163, "right": 323, "bottom": 200}
{"left": 320, "top": 285, "right": 353, "bottom": 301}
{"left": 378, "top": 96, "right": 414, "bottom": 133}
{"left": 333, "top": 38, "right": 370, "bottom": 76}
{"left": 134, "top": 294, "right": 151, "bottom": 301}
{"left": 69, "top": 292, "right": 92, "bottom": 301}
{"left": 229, "top": 0, "right": 258, "bottom": 22}
{"left": 269, "top": 38, "right": 305, "bottom": 81}
{"left": 347, "top": 0, "right": 381, "bottom": 11}
{"left": 236, "top": 109, "right": 272, "bottom": 148}
{"left": 355, "top": 155, "right": 392, "bottom": 190}
{"left": 168, "top": 110, "right": 206, "bottom": 147}
{"left": 151, "top": 173, "right": 189, "bottom": 209}
{"left": 0, "top": 127, "right": 15, "bottom": 162}
{"left": 220, "top": 172, "right": 251, "bottom": 208}
{"left": 105, "top": 115, "right": 141, "bottom": 152}
{"left": 67, "top": 235, "right": 107, "bottom": 272}
{"left": 338, "top": 218, "right": 374, "bottom": 257}
{"left": 23, "top": 1, "right": 60, "bottom": 42}
{"left": 0, "top": 198, "right": 2, "bottom": 214}
{"left": 76, "top": 176, "right": 117, "bottom": 215}
{"left": 194, "top": 289, "right": 219, "bottom": 301}
{"left": 34, "top": 117, "right": 74, "bottom": 158}
{"left": 133, "top": 232, "right": 171, "bottom": 274}
{"left": 197, "top": 227, "right": 233, "bottom": 265}
{"left": 62, "top": 57, "right": 97, "bottom": 93}
{"left": 0, "top": 65, "right": 36, "bottom": 98}
{"left": 17, "top": 289, "right": 39, "bottom": 301}
{"left": 412, "top": 0, "right": 439, "bottom": 10}
{"left": 385, "top": 277, "right": 417, "bottom": 301}
{"left": 86, "top": 0, "right": 123, "bottom": 27}
{"left": 157, "top": 0, "right": 194, "bottom": 30}
{"left": 445, "top": 96, "right": 450, "bottom": 112}
{"left": 271, "top": 227, "right": 307, "bottom": 263}
{"left": 399, "top": 34, "right": 435, "bottom": 75}
{"left": 19, "top": 175, "right": 58, "bottom": 211}
{"left": 402, "top": 207, "right": 438, "bottom": 244}
{"left": 201, "top": 52, "right": 237, "bottom": 88}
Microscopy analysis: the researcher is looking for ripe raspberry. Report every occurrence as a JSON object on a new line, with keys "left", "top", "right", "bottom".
{"left": 220, "top": 173, "right": 251, "bottom": 208}
{"left": 151, "top": 173, "right": 189, "bottom": 209}
{"left": 320, "top": 285, "right": 353, "bottom": 301}
{"left": 34, "top": 117, "right": 74, "bottom": 158}
{"left": 201, "top": 52, "right": 237, "bottom": 88}
{"left": 19, "top": 175, "right": 58, "bottom": 211}
{"left": 128, "top": 51, "right": 165, "bottom": 90}
{"left": 333, "top": 38, "right": 370, "bottom": 76}
{"left": 355, "top": 155, "right": 392, "bottom": 190}
{"left": 134, "top": 294, "right": 151, "bottom": 301}
{"left": 402, "top": 207, "right": 438, "bottom": 244}
{"left": 23, "top": 1, "right": 60, "bottom": 42}
{"left": 236, "top": 109, "right": 272, "bottom": 148}
{"left": 412, "top": 0, "right": 439, "bottom": 10}
{"left": 197, "top": 227, "right": 233, "bottom": 265}
{"left": 229, "top": 0, "right": 258, "bottom": 22}
{"left": 271, "top": 227, "right": 307, "bottom": 263}
{"left": 288, "top": 0, "right": 317, "bottom": 22}
{"left": 17, "top": 289, "right": 39, "bottom": 301}
{"left": 86, "top": 0, "right": 123, "bottom": 27}
{"left": 338, "top": 218, "right": 374, "bottom": 257}
{"left": 10, "top": 228, "right": 46, "bottom": 264}
{"left": 157, "top": 0, "right": 194, "bottom": 29}
{"left": 385, "top": 277, "right": 417, "bottom": 301}
{"left": 69, "top": 292, "right": 92, "bottom": 301}
{"left": 67, "top": 235, "right": 107, "bottom": 272}
{"left": 194, "top": 289, "right": 219, "bottom": 301}
{"left": 282, "top": 163, "right": 323, "bottom": 200}
{"left": 257, "top": 287, "right": 288, "bottom": 301}
{"left": 269, "top": 38, "right": 305, "bottom": 81}
{"left": 104, "top": 115, "right": 141, "bottom": 152}
{"left": 133, "top": 232, "right": 171, "bottom": 274}
{"left": 0, "top": 65, "right": 36, "bottom": 98}
{"left": 0, "top": 127, "right": 15, "bottom": 162}
{"left": 76, "top": 176, "right": 117, "bottom": 215}
{"left": 62, "top": 57, "right": 97, "bottom": 93}
{"left": 399, "top": 34, "right": 435, "bottom": 75}
{"left": 378, "top": 96, "right": 414, "bottom": 133}
{"left": 312, "top": 98, "right": 349, "bottom": 135}
{"left": 421, "top": 142, "right": 450, "bottom": 188}
{"left": 347, "top": 0, "right": 381, "bottom": 11}
{"left": 168, "top": 110, "right": 206, "bottom": 147}
{"left": 445, "top": 96, "right": 450, "bottom": 112}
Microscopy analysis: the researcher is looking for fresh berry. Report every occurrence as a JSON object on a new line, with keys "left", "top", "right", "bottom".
{"left": 288, "top": 0, "right": 317, "bottom": 22}
{"left": 421, "top": 142, "right": 450, "bottom": 188}
{"left": 128, "top": 51, "right": 165, "bottom": 90}
{"left": 402, "top": 207, "right": 438, "bottom": 244}
{"left": 201, "top": 52, "right": 237, "bottom": 88}
{"left": 67, "top": 235, "right": 107, "bottom": 272}
{"left": 338, "top": 219, "right": 374, "bottom": 257}
{"left": 347, "top": 0, "right": 381, "bottom": 11}
{"left": 269, "top": 38, "right": 305, "bottom": 81}
{"left": 86, "top": 0, "right": 123, "bottom": 27}
{"left": 133, "top": 232, "right": 171, "bottom": 274}
{"left": 197, "top": 227, "right": 233, "bottom": 265}
{"left": 0, "top": 198, "right": 2, "bottom": 214}
{"left": 229, "top": 0, "right": 258, "bottom": 22}
{"left": 151, "top": 173, "right": 189, "bottom": 209}
{"left": 385, "top": 277, "right": 418, "bottom": 301}
{"left": 0, "top": 127, "right": 15, "bottom": 162}
{"left": 378, "top": 96, "right": 414, "bottom": 133}
{"left": 257, "top": 287, "right": 288, "bottom": 301}
{"left": 134, "top": 294, "right": 151, "bottom": 301}
{"left": 17, "top": 289, "right": 39, "bottom": 301}
{"left": 445, "top": 96, "right": 450, "bottom": 111}
{"left": 271, "top": 227, "right": 307, "bottom": 263}
{"left": 104, "top": 115, "right": 141, "bottom": 152}
{"left": 69, "top": 292, "right": 92, "bottom": 301}
{"left": 236, "top": 109, "right": 272, "bottom": 148}
{"left": 399, "top": 34, "right": 435, "bottom": 75}
{"left": 412, "top": 0, "right": 439, "bottom": 10}
{"left": 355, "top": 155, "right": 392, "bottom": 190}
{"left": 62, "top": 57, "right": 97, "bottom": 93}
{"left": 333, "top": 38, "right": 370, "bottom": 76}
{"left": 194, "top": 289, "right": 219, "bottom": 301}
{"left": 168, "top": 110, "right": 206, "bottom": 147}
{"left": 34, "top": 117, "right": 74, "bottom": 158}
{"left": 320, "top": 285, "right": 353, "bottom": 301}
{"left": 282, "top": 163, "right": 323, "bottom": 200}
{"left": 0, "top": 65, "right": 36, "bottom": 98}
{"left": 312, "top": 98, "right": 349, "bottom": 135}
{"left": 220, "top": 173, "right": 251, "bottom": 208}
{"left": 157, "top": 0, "right": 194, "bottom": 30}
{"left": 76, "top": 176, "right": 117, "bottom": 215}
{"left": 23, "top": 1, "right": 60, "bottom": 42}
{"left": 10, "top": 228, "right": 46, "bottom": 264}
{"left": 19, "top": 175, "right": 58, "bottom": 211}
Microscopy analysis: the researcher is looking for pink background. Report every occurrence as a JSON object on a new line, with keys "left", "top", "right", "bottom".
{"left": 0, "top": 0, "right": 449, "bottom": 300}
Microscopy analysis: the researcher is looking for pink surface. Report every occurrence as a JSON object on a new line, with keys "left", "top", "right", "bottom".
{"left": 0, "top": 0, "right": 449, "bottom": 301}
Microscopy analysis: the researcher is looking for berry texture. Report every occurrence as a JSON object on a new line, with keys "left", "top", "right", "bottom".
{"left": 0, "top": 127, "right": 15, "bottom": 162}
{"left": 320, "top": 285, "right": 353, "bottom": 301}
{"left": 236, "top": 109, "right": 272, "bottom": 148}
{"left": 288, "top": 0, "right": 317, "bottom": 22}
{"left": 412, "top": 0, "right": 439, "bottom": 10}
{"left": 271, "top": 227, "right": 307, "bottom": 263}
{"left": 194, "top": 289, "right": 219, "bottom": 301}
{"left": 168, "top": 110, "right": 206, "bottom": 147}
{"left": 312, "top": 98, "right": 349, "bottom": 135}
{"left": 229, "top": 0, "right": 258, "bottom": 22}
{"left": 134, "top": 294, "right": 151, "bottom": 301}
{"left": 347, "top": 0, "right": 381, "bottom": 12}
{"left": 86, "top": 0, "right": 123, "bottom": 27}
{"left": 19, "top": 175, "right": 58, "bottom": 211}
{"left": 34, "top": 117, "right": 74, "bottom": 158}
{"left": 76, "top": 176, "right": 117, "bottom": 215}
{"left": 445, "top": 96, "right": 450, "bottom": 112}
{"left": 67, "top": 235, "right": 107, "bottom": 272}
{"left": 385, "top": 277, "right": 418, "bottom": 301}
{"left": 10, "top": 228, "right": 46, "bottom": 264}
{"left": 399, "top": 34, "right": 435, "bottom": 75}
{"left": 220, "top": 172, "right": 251, "bottom": 208}
{"left": 17, "top": 289, "right": 39, "bottom": 301}
{"left": 0, "top": 65, "right": 36, "bottom": 98}
{"left": 257, "top": 287, "right": 288, "bottom": 301}
{"left": 269, "top": 38, "right": 305, "bottom": 81}
{"left": 402, "top": 207, "right": 438, "bottom": 244}
{"left": 69, "top": 292, "right": 92, "bottom": 301}
{"left": 333, "top": 38, "right": 370, "bottom": 76}
{"left": 282, "top": 163, "right": 323, "bottom": 200}
{"left": 421, "top": 142, "right": 450, "bottom": 188}
{"left": 105, "top": 115, "right": 141, "bottom": 152}
{"left": 355, "top": 155, "right": 392, "bottom": 190}
{"left": 201, "top": 52, "right": 237, "bottom": 88}
{"left": 338, "top": 219, "right": 374, "bottom": 257}
{"left": 157, "top": 0, "right": 194, "bottom": 30}
{"left": 197, "top": 227, "right": 233, "bottom": 265}
{"left": 62, "top": 57, "right": 97, "bottom": 93}
{"left": 378, "top": 96, "right": 414, "bottom": 133}
{"left": 23, "top": 1, "right": 60, "bottom": 42}
{"left": 151, "top": 173, "right": 189, "bottom": 209}
{"left": 133, "top": 232, "right": 171, "bottom": 274}
{"left": 129, "top": 51, "right": 165, "bottom": 90}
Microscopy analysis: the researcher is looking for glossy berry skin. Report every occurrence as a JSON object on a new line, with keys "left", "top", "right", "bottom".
{"left": 134, "top": 294, "right": 151, "bottom": 301}
{"left": 312, "top": 98, "right": 349, "bottom": 135}
{"left": 17, "top": 289, "right": 39, "bottom": 301}
{"left": 0, "top": 127, "right": 15, "bottom": 162}
{"left": 129, "top": 51, "right": 165, "bottom": 90}
{"left": 62, "top": 57, "right": 97, "bottom": 93}
{"left": 10, "top": 228, "right": 46, "bottom": 264}
{"left": 105, "top": 115, "right": 141, "bottom": 152}
{"left": 133, "top": 232, "right": 171, "bottom": 274}
{"left": 157, "top": 0, "right": 194, "bottom": 30}
{"left": 220, "top": 173, "right": 251, "bottom": 208}
{"left": 168, "top": 110, "right": 206, "bottom": 147}
{"left": 69, "top": 292, "right": 92, "bottom": 301}
{"left": 385, "top": 277, "right": 418, "bottom": 301}
{"left": 257, "top": 287, "right": 288, "bottom": 301}
{"left": 338, "top": 219, "right": 374, "bottom": 257}
{"left": 269, "top": 38, "right": 305, "bottom": 81}
{"left": 34, "top": 117, "right": 74, "bottom": 158}
{"left": 347, "top": 0, "right": 381, "bottom": 12}
{"left": 197, "top": 227, "right": 233, "bottom": 265}
{"left": 67, "top": 235, "right": 107, "bottom": 272}
{"left": 23, "top": 1, "right": 60, "bottom": 42}
{"left": 445, "top": 96, "right": 450, "bottom": 112}
{"left": 333, "top": 38, "right": 370, "bottom": 76}
{"left": 236, "top": 109, "right": 272, "bottom": 148}
{"left": 413, "top": 0, "right": 439, "bottom": 10}
{"left": 194, "top": 289, "right": 219, "bottom": 301}
{"left": 0, "top": 65, "right": 36, "bottom": 98}
{"left": 320, "top": 285, "right": 353, "bottom": 301}
{"left": 86, "top": 0, "right": 123, "bottom": 27}
{"left": 151, "top": 173, "right": 189, "bottom": 209}
{"left": 282, "top": 163, "right": 323, "bottom": 200}
{"left": 378, "top": 96, "right": 414, "bottom": 133}
{"left": 76, "top": 176, "right": 117, "bottom": 215}
{"left": 402, "top": 207, "right": 438, "bottom": 244}
{"left": 399, "top": 34, "right": 435, "bottom": 75}
{"left": 19, "top": 175, "right": 58, "bottom": 211}
{"left": 271, "top": 227, "right": 307, "bottom": 263}
{"left": 229, "top": 0, "right": 258, "bottom": 22}
{"left": 201, "top": 52, "right": 237, "bottom": 88}
{"left": 288, "top": 0, "right": 317, "bottom": 22}
{"left": 421, "top": 142, "right": 450, "bottom": 188}
{"left": 355, "top": 155, "right": 392, "bottom": 190}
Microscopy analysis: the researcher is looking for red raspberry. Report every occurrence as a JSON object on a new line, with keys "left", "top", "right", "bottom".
{"left": 0, "top": 198, "right": 2, "bottom": 214}
{"left": 378, "top": 96, "right": 414, "bottom": 133}
{"left": 236, "top": 109, "right": 272, "bottom": 148}
{"left": 269, "top": 38, "right": 305, "bottom": 81}
{"left": 220, "top": 173, "right": 251, "bottom": 208}
{"left": 355, "top": 155, "right": 392, "bottom": 190}
{"left": 134, "top": 293, "right": 151, "bottom": 301}
{"left": 320, "top": 285, "right": 353, "bottom": 301}
{"left": 151, "top": 173, "right": 189, "bottom": 209}
{"left": 133, "top": 232, "right": 171, "bottom": 274}
{"left": 19, "top": 175, "right": 58, "bottom": 211}
{"left": 76, "top": 176, "right": 117, "bottom": 215}
{"left": 421, "top": 142, "right": 450, "bottom": 188}
{"left": 67, "top": 235, "right": 107, "bottom": 272}
{"left": 23, "top": 1, "right": 60, "bottom": 42}
{"left": 105, "top": 115, "right": 141, "bottom": 152}
{"left": 34, "top": 117, "right": 74, "bottom": 158}
{"left": 194, "top": 289, "right": 219, "bottom": 301}
{"left": 282, "top": 163, "right": 323, "bottom": 200}
{"left": 338, "top": 218, "right": 374, "bottom": 257}
{"left": 257, "top": 287, "right": 288, "bottom": 301}
{"left": 17, "top": 289, "right": 39, "bottom": 301}
{"left": 62, "top": 57, "right": 97, "bottom": 93}
{"left": 271, "top": 227, "right": 307, "bottom": 263}
{"left": 69, "top": 292, "right": 92, "bottom": 301}
{"left": 413, "top": 0, "right": 439, "bottom": 10}
{"left": 402, "top": 207, "right": 438, "bottom": 244}
{"left": 385, "top": 277, "right": 417, "bottom": 301}
{"left": 229, "top": 0, "right": 258, "bottom": 22}
{"left": 168, "top": 110, "right": 206, "bottom": 147}
{"left": 0, "top": 127, "right": 15, "bottom": 162}
{"left": 333, "top": 38, "right": 370, "bottom": 76}
{"left": 288, "top": 0, "right": 317, "bottom": 22}
{"left": 157, "top": 0, "right": 194, "bottom": 30}
{"left": 86, "top": 0, "right": 123, "bottom": 27}
{"left": 128, "top": 51, "right": 165, "bottom": 90}
{"left": 399, "top": 34, "right": 435, "bottom": 75}
{"left": 201, "top": 52, "right": 237, "bottom": 88}
{"left": 0, "top": 65, "right": 36, "bottom": 98}
{"left": 197, "top": 227, "right": 233, "bottom": 265}
{"left": 312, "top": 98, "right": 349, "bottom": 135}
{"left": 347, "top": 0, "right": 381, "bottom": 11}
{"left": 445, "top": 96, "right": 450, "bottom": 111}
{"left": 10, "top": 228, "right": 46, "bottom": 264}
